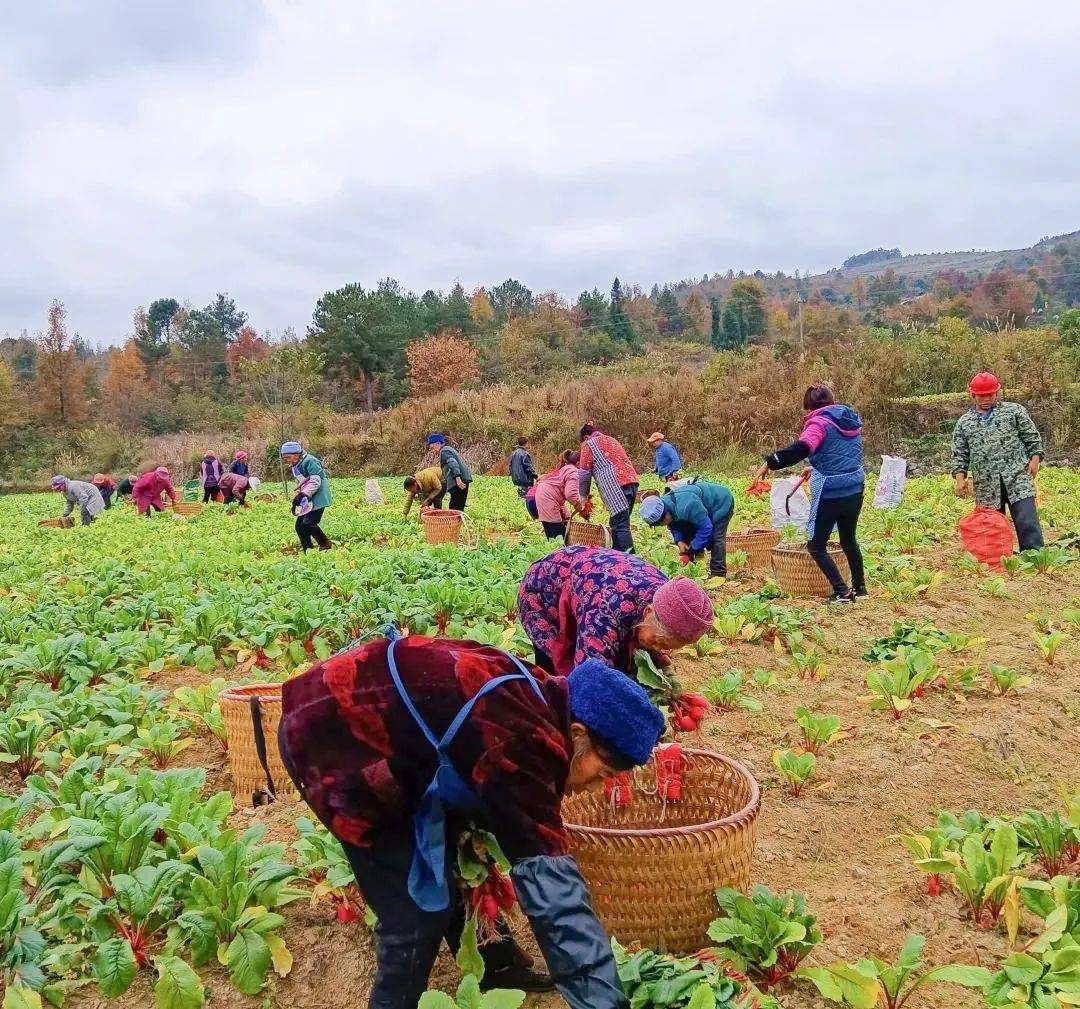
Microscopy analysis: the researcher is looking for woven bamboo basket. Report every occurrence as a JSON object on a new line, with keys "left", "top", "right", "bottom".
{"left": 564, "top": 749, "right": 759, "bottom": 953}
{"left": 421, "top": 508, "right": 464, "bottom": 544}
{"left": 38, "top": 517, "right": 74, "bottom": 529}
{"left": 172, "top": 501, "right": 204, "bottom": 517}
{"left": 727, "top": 529, "right": 780, "bottom": 568}
{"left": 771, "top": 542, "right": 850, "bottom": 597}
{"left": 565, "top": 519, "right": 612, "bottom": 548}
{"left": 220, "top": 683, "right": 297, "bottom": 804}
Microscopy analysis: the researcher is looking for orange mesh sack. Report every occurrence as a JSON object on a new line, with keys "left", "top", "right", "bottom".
{"left": 958, "top": 507, "right": 1015, "bottom": 571}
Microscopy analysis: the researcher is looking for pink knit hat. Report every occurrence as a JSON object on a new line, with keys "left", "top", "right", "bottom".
{"left": 652, "top": 577, "right": 714, "bottom": 642}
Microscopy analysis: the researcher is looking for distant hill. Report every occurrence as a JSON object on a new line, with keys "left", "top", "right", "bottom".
{"left": 679, "top": 228, "right": 1080, "bottom": 302}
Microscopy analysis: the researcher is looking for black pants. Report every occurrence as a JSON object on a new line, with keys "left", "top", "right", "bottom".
{"left": 699, "top": 512, "right": 732, "bottom": 576}
{"left": 532, "top": 648, "right": 555, "bottom": 674}
{"left": 80, "top": 508, "right": 94, "bottom": 526}
{"left": 807, "top": 492, "right": 865, "bottom": 595}
{"left": 998, "top": 481, "right": 1044, "bottom": 552}
{"left": 101, "top": 489, "right": 113, "bottom": 509}
{"left": 449, "top": 484, "right": 470, "bottom": 511}
{"left": 609, "top": 483, "right": 638, "bottom": 553}
{"left": 202, "top": 486, "right": 219, "bottom": 503}
{"left": 295, "top": 507, "right": 329, "bottom": 550}
{"left": 278, "top": 730, "right": 520, "bottom": 1009}
{"left": 222, "top": 488, "right": 247, "bottom": 506}
{"left": 541, "top": 520, "right": 566, "bottom": 540}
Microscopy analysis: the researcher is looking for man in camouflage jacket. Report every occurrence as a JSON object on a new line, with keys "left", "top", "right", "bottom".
{"left": 951, "top": 371, "right": 1044, "bottom": 551}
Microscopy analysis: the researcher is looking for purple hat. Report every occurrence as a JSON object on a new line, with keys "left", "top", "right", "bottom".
{"left": 51, "top": 475, "right": 68, "bottom": 490}
{"left": 652, "top": 577, "right": 714, "bottom": 642}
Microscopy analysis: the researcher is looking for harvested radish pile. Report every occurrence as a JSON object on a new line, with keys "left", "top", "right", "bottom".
{"left": 0, "top": 470, "right": 1076, "bottom": 1009}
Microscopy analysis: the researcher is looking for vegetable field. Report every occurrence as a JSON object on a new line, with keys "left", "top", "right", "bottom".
{"left": 0, "top": 470, "right": 1078, "bottom": 1009}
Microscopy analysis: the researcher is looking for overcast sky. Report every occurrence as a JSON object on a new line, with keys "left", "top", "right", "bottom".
{"left": 2, "top": 1, "right": 1078, "bottom": 346}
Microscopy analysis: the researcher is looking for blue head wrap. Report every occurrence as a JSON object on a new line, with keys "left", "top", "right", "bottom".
{"left": 639, "top": 495, "right": 666, "bottom": 525}
{"left": 280, "top": 441, "right": 302, "bottom": 456}
{"left": 567, "top": 658, "right": 665, "bottom": 766}
{"left": 426, "top": 433, "right": 446, "bottom": 445}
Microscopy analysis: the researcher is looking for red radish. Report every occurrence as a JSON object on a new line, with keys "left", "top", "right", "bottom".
{"left": 677, "top": 715, "right": 696, "bottom": 732}
{"left": 655, "top": 743, "right": 684, "bottom": 800}
{"left": 336, "top": 902, "right": 359, "bottom": 923}
{"left": 927, "top": 874, "right": 945, "bottom": 897}
{"left": 690, "top": 705, "right": 707, "bottom": 720}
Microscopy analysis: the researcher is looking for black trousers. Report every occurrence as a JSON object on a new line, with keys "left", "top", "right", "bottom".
{"left": 609, "top": 483, "right": 638, "bottom": 553}
{"left": 101, "top": 489, "right": 113, "bottom": 509}
{"left": 807, "top": 492, "right": 866, "bottom": 595}
{"left": 449, "top": 484, "right": 470, "bottom": 511}
{"left": 998, "top": 480, "right": 1044, "bottom": 552}
{"left": 702, "top": 512, "right": 732, "bottom": 576}
{"left": 541, "top": 520, "right": 567, "bottom": 540}
{"left": 202, "top": 486, "right": 219, "bottom": 503}
{"left": 295, "top": 507, "right": 329, "bottom": 550}
{"left": 277, "top": 729, "right": 520, "bottom": 1009}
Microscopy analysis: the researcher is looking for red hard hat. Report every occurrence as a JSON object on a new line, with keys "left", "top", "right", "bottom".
{"left": 968, "top": 372, "right": 1001, "bottom": 395}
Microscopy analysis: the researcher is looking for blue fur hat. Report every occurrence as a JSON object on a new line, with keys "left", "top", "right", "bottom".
{"left": 426, "top": 432, "right": 446, "bottom": 445}
{"left": 280, "top": 441, "right": 302, "bottom": 455}
{"left": 567, "top": 658, "right": 665, "bottom": 765}
{"left": 639, "top": 495, "right": 666, "bottom": 525}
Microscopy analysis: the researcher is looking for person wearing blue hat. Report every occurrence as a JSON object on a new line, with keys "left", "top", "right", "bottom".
{"left": 426, "top": 433, "right": 473, "bottom": 511}
{"left": 280, "top": 441, "right": 333, "bottom": 550}
{"left": 640, "top": 479, "right": 735, "bottom": 576}
{"left": 278, "top": 632, "right": 665, "bottom": 1009}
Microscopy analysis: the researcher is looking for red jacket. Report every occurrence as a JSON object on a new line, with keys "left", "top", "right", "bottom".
{"left": 132, "top": 472, "right": 177, "bottom": 505}
{"left": 280, "top": 636, "right": 572, "bottom": 862}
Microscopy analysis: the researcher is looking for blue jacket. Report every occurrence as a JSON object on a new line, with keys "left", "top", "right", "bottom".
{"left": 653, "top": 441, "right": 683, "bottom": 479}
{"left": 804, "top": 404, "right": 864, "bottom": 499}
{"left": 661, "top": 481, "right": 734, "bottom": 551}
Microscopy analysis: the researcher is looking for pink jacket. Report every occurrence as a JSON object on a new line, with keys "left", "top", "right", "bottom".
{"left": 534, "top": 465, "right": 581, "bottom": 523}
{"left": 132, "top": 472, "right": 177, "bottom": 507}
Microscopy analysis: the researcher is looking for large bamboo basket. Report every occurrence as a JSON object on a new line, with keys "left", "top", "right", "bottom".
{"left": 771, "top": 542, "right": 850, "bottom": 597}
{"left": 564, "top": 749, "right": 759, "bottom": 953}
{"left": 38, "top": 517, "right": 74, "bottom": 529}
{"left": 565, "top": 519, "right": 612, "bottom": 548}
{"left": 220, "top": 683, "right": 297, "bottom": 804}
{"left": 421, "top": 508, "right": 464, "bottom": 545}
{"left": 727, "top": 529, "right": 780, "bottom": 568}
{"left": 172, "top": 501, "right": 204, "bottom": 517}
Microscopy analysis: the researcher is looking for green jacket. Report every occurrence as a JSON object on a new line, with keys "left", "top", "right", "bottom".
{"left": 661, "top": 482, "right": 735, "bottom": 550}
{"left": 951, "top": 401, "right": 1043, "bottom": 509}
{"left": 440, "top": 445, "right": 473, "bottom": 486}
{"left": 293, "top": 452, "right": 332, "bottom": 510}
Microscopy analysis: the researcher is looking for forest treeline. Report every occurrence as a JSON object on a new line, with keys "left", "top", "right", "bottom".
{"left": 2, "top": 234, "right": 1079, "bottom": 483}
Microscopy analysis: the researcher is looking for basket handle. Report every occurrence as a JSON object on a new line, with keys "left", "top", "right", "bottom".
{"left": 249, "top": 696, "right": 278, "bottom": 806}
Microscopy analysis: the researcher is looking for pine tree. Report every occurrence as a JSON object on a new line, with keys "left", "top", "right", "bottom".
{"left": 710, "top": 297, "right": 722, "bottom": 348}
{"left": 608, "top": 277, "right": 635, "bottom": 345}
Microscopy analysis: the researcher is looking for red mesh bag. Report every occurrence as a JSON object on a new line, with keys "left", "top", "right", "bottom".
{"left": 958, "top": 507, "right": 1015, "bottom": 571}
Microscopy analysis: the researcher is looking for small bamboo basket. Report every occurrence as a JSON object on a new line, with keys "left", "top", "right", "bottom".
{"left": 38, "top": 517, "right": 74, "bottom": 529}
{"left": 421, "top": 508, "right": 464, "bottom": 545}
{"left": 220, "top": 683, "right": 297, "bottom": 805}
{"left": 771, "top": 542, "right": 850, "bottom": 597}
{"left": 564, "top": 749, "right": 759, "bottom": 953}
{"left": 172, "top": 502, "right": 204, "bottom": 517}
{"left": 565, "top": 519, "right": 612, "bottom": 548}
{"left": 727, "top": 529, "right": 780, "bottom": 568}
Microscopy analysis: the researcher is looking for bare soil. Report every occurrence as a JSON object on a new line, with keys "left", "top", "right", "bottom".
{"left": 101, "top": 541, "right": 1079, "bottom": 1009}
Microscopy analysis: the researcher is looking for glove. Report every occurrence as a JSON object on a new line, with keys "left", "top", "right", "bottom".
{"left": 511, "top": 855, "right": 625, "bottom": 1009}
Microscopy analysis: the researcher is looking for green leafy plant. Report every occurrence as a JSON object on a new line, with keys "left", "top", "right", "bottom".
{"left": 796, "top": 934, "right": 990, "bottom": 1008}
{"left": 794, "top": 708, "right": 845, "bottom": 755}
{"left": 700, "top": 671, "right": 763, "bottom": 714}
{"left": 772, "top": 750, "right": 816, "bottom": 798}
{"left": 1034, "top": 630, "right": 1067, "bottom": 665}
{"left": 987, "top": 664, "right": 1032, "bottom": 697}
{"left": 171, "top": 679, "right": 228, "bottom": 751}
{"left": 862, "top": 646, "right": 935, "bottom": 719}
{"left": 977, "top": 576, "right": 1011, "bottom": 599}
{"left": 706, "top": 885, "right": 823, "bottom": 987}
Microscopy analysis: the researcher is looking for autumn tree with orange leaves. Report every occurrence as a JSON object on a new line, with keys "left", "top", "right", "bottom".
{"left": 406, "top": 331, "right": 479, "bottom": 398}
{"left": 32, "top": 300, "right": 90, "bottom": 426}
{"left": 103, "top": 341, "right": 152, "bottom": 429}
{"left": 226, "top": 325, "right": 270, "bottom": 382}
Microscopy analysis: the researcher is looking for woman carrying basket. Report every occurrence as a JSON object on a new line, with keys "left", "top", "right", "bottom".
{"left": 518, "top": 545, "right": 714, "bottom": 677}
{"left": 753, "top": 383, "right": 867, "bottom": 603}
{"left": 278, "top": 631, "right": 664, "bottom": 1009}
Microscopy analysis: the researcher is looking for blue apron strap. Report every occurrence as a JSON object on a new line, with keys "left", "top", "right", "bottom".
{"left": 386, "top": 637, "right": 440, "bottom": 750}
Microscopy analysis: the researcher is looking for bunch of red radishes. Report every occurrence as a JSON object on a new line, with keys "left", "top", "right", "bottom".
{"left": 655, "top": 742, "right": 684, "bottom": 801}
{"left": 671, "top": 691, "right": 710, "bottom": 732}
{"left": 469, "top": 866, "right": 517, "bottom": 931}
{"left": 604, "top": 771, "right": 632, "bottom": 807}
